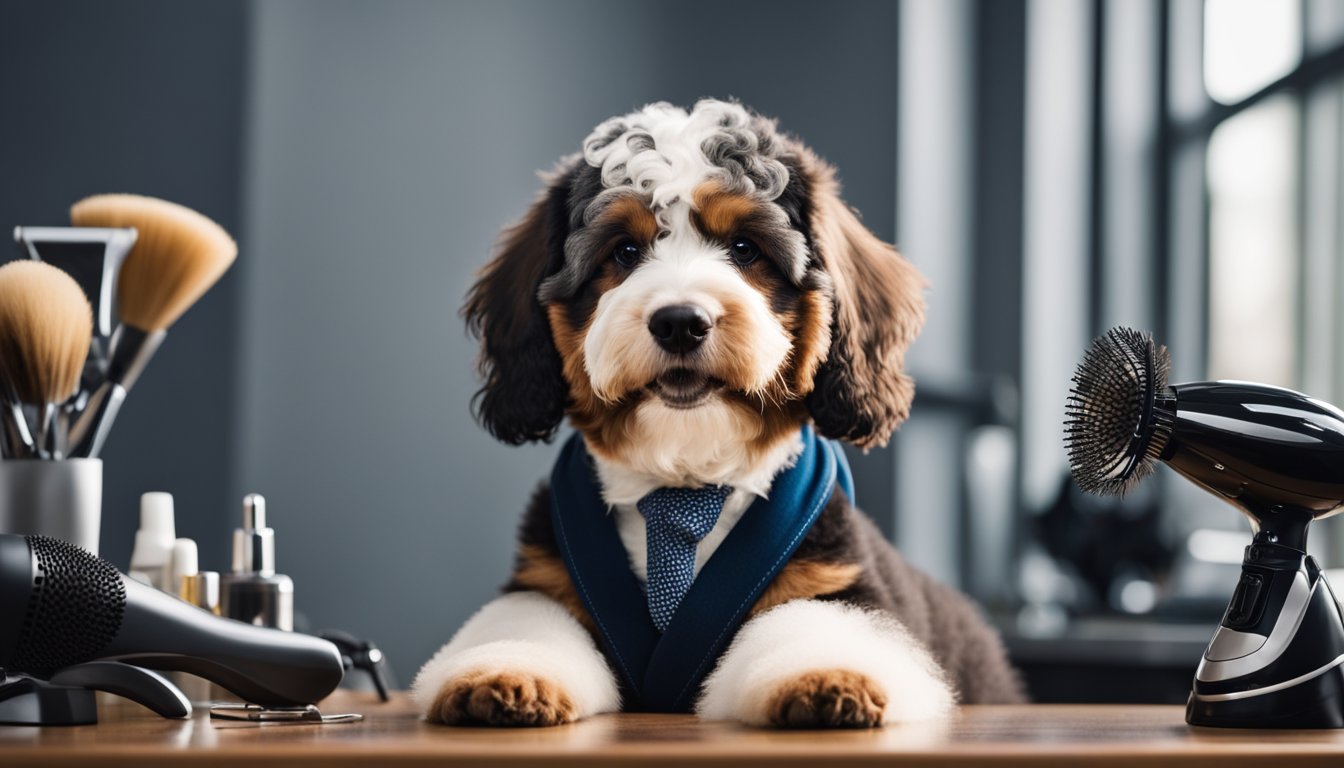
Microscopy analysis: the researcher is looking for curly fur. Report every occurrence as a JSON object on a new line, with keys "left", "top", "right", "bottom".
{"left": 426, "top": 101, "right": 1018, "bottom": 731}
{"left": 463, "top": 100, "right": 925, "bottom": 451}
{"left": 461, "top": 162, "right": 576, "bottom": 444}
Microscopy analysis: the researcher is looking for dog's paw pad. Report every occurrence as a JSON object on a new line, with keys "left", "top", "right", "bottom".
{"left": 428, "top": 670, "right": 577, "bottom": 727}
{"left": 766, "top": 669, "right": 887, "bottom": 729}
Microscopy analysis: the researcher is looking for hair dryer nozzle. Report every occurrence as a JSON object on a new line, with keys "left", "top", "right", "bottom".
{"left": 1065, "top": 326, "right": 1344, "bottom": 543}
{"left": 1064, "top": 327, "right": 1344, "bottom": 728}
{"left": 1064, "top": 327, "right": 1174, "bottom": 496}
{"left": 0, "top": 534, "right": 343, "bottom": 707}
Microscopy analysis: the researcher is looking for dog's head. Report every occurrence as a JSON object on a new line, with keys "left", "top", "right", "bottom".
{"left": 464, "top": 100, "right": 925, "bottom": 474}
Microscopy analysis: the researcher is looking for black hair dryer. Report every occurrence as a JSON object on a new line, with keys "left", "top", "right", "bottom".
{"left": 1064, "top": 327, "right": 1344, "bottom": 728}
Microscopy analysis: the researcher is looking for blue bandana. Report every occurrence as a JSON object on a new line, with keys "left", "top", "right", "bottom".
{"left": 549, "top": 424, "right": 853, "bottom": 712}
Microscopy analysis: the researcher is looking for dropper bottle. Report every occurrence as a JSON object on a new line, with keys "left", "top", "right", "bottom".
{"left": 128, "top": 492, "right": 176, "bottom": 590}
{"left": 219, "top": 494, "right": 294, "bottom": 630}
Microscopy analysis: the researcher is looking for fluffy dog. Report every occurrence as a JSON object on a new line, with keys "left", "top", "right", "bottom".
{"left": 413, "top": 100, "right": 1023, "bottom": 728}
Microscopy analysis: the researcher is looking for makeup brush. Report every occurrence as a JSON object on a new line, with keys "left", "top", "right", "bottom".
{"left": 0, "top": 261, "right": 94, "bottom": 459}
{"left": 14, "top": 225, "right": 139, "bottom": 396}
{"left": 68, "top": 194, "right": 237, "bottom": 458}
{"left": 0, "top": 377, "right": 35, "bottom": 459}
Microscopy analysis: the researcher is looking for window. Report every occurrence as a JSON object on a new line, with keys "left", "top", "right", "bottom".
{"left": 1165, "top": 0, "right": 1344, "bottom": 566}
{"left": 1202, "top": 0, "right": 1301, "bottom": 104}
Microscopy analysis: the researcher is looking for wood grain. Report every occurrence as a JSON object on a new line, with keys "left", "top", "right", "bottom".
{"left": 2, "top": 691, "right": 1343, "bottom": 767}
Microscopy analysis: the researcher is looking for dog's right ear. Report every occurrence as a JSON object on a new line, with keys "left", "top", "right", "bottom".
{"left": 462, "top": 161, "right": 578, "bottom": 445}
{"left": 800, "top": 151, "right": 927, "bottom": 450}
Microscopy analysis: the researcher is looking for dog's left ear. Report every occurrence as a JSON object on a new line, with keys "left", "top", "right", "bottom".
{"left": 802, "top": 156, "right": 927, "bottom": 450}
{"left": 461, "top": 160, "right": 577, "bottom": 445}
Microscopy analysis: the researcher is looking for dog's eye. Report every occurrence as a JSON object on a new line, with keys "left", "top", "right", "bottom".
{"left": 613, "top": 241, "right": 641, "bottom": 268}
{"left": 728, "top": 238, "right": 760, "bottom": 266}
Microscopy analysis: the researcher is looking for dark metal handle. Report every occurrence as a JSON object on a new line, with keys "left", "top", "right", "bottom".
{"left": 49, "top": 662, "right": 190, "bottom": 719}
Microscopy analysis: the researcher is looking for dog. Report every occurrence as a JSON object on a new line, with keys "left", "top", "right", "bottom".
{"left": 412, "top": 99, "right": 1024, "bottom": 729}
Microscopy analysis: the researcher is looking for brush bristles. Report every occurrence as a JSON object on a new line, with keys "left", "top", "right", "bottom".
{"left": 0, "top": 261, "right": 94, "bottom": 405}
{"left": 71, "top": 194, "right": 237, "bottom": 332}
{"left": 1063, "top": 327, "right": 1171, "bottom": 497}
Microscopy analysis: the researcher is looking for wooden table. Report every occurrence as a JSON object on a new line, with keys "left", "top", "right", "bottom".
{"left": 4, "top": 691, "right": 1344, "bottom": 767}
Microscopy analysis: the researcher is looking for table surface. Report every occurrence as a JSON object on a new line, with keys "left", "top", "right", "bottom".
{"left": 4, "top": 692, "right": 1344, "bottom": 767}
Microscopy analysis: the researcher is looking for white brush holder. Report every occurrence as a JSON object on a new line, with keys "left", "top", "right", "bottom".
{"left": 0, "top": 459, "right": 102, "bottom": 554}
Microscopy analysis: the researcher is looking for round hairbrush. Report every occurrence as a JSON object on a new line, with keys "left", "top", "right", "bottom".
{"left": 1064, "top": 327, "right": 1173, "bottom": 496}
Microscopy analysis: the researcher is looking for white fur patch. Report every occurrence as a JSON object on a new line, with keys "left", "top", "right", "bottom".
{"left": 582, "top": 100, "right": 789, "bottom": 225}
{"left": 596, "top": 427, "right": 803, "bottom": 583}
{"left": 581, "top": 217, "right": 793, "bottom": 407}
{"left": 410, "top": 592, "right": 621, "bottom": 719}
{"left": 573, "top": 101, "right": 804, "bottom": 517}
{"left": 696, "top": 600, "right": 956, "bottom": 725}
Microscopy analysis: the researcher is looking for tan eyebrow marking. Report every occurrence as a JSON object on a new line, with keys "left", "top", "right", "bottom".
{"left": 599, "top": 194, "right": 658, "bottom": 243}
{"left": 692, "top": 182, "right": 758, "bottom": 240}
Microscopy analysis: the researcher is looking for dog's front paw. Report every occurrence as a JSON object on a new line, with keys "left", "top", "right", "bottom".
{"left": 428, "top": 670, "right": 578, "bottom": 727}
{"left": 765, "top": 669, "right": 887, "bottom": 729}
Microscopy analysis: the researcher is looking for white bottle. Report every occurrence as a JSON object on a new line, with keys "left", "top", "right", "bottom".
{"left": 128, "top": 492, "right": 176, "bottom": 590}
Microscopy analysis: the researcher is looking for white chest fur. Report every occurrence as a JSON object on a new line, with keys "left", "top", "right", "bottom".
{"left": 589, "top": 423, "right": 803, "bottom": 583}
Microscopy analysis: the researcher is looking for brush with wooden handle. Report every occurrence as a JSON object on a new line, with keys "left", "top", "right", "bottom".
{"left": 0, "top": 261, "right": 94, "bottom": 459}
{"left": 68, "top": 194, "right": 237, "bottom": 459}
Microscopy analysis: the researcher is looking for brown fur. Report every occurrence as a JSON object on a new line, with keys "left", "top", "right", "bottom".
{"left": 546, "top": 296, "right": 647, "bottom": 463}
{"left": 510, "top": 544, "right": 595, "bottom": 634}
{"left": 766, "top": 669, "right": 888, "bottom": 729}
{"left": 728, "top": 249, "right": 832, "bottom": 399}
{"left": 691, "top": 184, "right": 758, "bottom": 240}
{"left": 602, "top": 194, "right": 659, "bottom": 244}
{"left": 504, "top": 482, "right": 1026, "bottom": 706}
{"left": 814, "top": 496, "right": 1026, "bottom": 704}
{"left": 473, "top": 117, "right": 1018, "bottom": 724}
{"left": 797, "top": 151, "right": 927, "bottom": 450}
{"left": 428, "top": 669, "right": 577, "bottom": 727}
{"left": 749, "top": 560, "right": 862, "bottom": 616}
{"left": 571, "top": 390, "right": 806, "bottom": 488}
{"left": 543, "top": 237, "right": 815, "bottom": 472}
{"left": 787, "top": 288, "right": 833, "bottom": 395}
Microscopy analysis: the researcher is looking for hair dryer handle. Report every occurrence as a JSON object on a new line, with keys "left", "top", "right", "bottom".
{"left": 49, "top": 662, "right": 190, "bottom": 719}
{"left": 103, "top": 576, "right": 344, "bottom": 707}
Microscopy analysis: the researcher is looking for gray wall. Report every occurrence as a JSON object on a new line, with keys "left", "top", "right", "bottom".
{"left": 0, "top": 0, "right": 902, "bottom": 679}
{"left": 0, "top": 0, "right": 246, "bottom": 566}
{"left": 239, "top": 0, "right": 899, "bottom": 674}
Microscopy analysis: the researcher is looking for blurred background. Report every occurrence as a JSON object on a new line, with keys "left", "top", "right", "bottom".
{"left": 3, "top": 0, "right": 1343, "bottom": 703}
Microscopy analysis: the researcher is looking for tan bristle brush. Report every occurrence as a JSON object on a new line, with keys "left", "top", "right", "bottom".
{"left": 68, "top": 194, "right": 237, "bottom": 458}
{"left": 0, "top": 261, "right": 94, "bottom": 459}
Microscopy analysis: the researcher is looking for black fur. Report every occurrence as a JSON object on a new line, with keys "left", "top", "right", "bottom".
{"left": 797, "top": 152, "right": 922, "bottom": 451}
{"left": 463, "top": 163, "right": 578, "bottom": 444}
{"left": 774, "top": 147, "right": 894, "bottom": 446}
{"left": 808, "top": 352, "right": 882, "bottom": 444}
{"left": 504, "top": 481, "right": 1026, "bottom": 706}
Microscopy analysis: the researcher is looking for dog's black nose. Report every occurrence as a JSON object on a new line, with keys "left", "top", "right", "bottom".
{"left": 648, "top": 304, "right": 712, "bottom": 354}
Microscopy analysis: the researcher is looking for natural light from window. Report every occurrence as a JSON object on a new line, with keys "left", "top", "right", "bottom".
{"left": 1206, "top": 96, "right": 1299, "bottom": 387}
{"left": 1204, "top": 0, "right": 1302, "bottom": 104}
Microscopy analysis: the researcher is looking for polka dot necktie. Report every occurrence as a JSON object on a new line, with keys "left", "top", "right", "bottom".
{"left": 637, "top": 485, "right": 732, "bottom": 633}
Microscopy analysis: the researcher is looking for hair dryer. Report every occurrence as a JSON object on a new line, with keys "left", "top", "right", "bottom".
{"left": 1064, "top": 327, "right": 1344, "bottom": 728}
{"left": 0, "top": 533, "right": 344, "bottom": 708}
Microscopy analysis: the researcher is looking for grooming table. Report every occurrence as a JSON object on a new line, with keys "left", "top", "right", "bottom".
{"left": 3, "top": 691, "right": 1344, "bottom": 766}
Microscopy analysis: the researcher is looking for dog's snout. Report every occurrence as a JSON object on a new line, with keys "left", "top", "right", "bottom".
{"left": 648, "top": 304, "right": 712, "bottom": 354}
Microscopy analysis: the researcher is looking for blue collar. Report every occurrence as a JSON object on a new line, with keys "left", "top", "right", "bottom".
{"left": 548, "top": 424, "right": 853, "bottom": 712}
